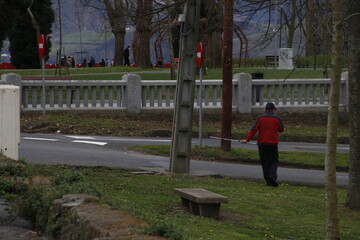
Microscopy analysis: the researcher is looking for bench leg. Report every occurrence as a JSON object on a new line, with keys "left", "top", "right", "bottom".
{"left": 180, "top": 198, "right": 222, "bottom": 218}
{"left": 199, "top": 203, "right": 221, "bottom": 218}
{"left": 189, "top": 201, "right": 200, "bottom": 215}
{"left": 181, "top": 198, "right": 200, "bottom": 215}
{"left": 181, "top": 197, "right": 190, "bottom": 209}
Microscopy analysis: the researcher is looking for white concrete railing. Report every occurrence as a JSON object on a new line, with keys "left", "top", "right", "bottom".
{"left": 0, "top": 73, "right": 349, "bottom": 113}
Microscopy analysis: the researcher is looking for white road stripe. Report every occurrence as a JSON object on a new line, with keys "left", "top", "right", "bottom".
{"left": 103, "top": 138, "right": 171, "bottom": 143}
{"left": 66, "top": 135, "right": 96, "bottom": 140}
{"left": 72, "top": 140, "right": 107, "bottom": 146}
{"left": 23, "top": 137, "right": 59, "bottom": 142}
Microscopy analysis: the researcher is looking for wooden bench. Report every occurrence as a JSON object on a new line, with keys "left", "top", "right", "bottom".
{"left": 174, "top": 188, "right": 228, "bottom": 218}
{"left": 265, "top": 55, "right": 279, "bottom": 69}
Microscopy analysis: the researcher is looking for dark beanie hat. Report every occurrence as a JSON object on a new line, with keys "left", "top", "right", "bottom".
{"left": 265, "top": 102, "right": 277, "bottom": 110}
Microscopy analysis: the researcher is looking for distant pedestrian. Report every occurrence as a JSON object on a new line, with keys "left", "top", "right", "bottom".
{"left": 82, "top": 59, "right": 87, "bottom": 68}
{"left": 241, "top": 102, "right": 284, "bottom": 187}
{"left": 89, "top": 56, "right": 95, "bottom": 67}
{"left": 123, "top": 46, "right": 130, "bottom": 66}
{"left": 100, "top": 59, "right": 105, "bottom": 67}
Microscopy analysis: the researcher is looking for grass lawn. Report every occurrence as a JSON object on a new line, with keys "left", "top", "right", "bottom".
{"left": 1, "top": 66, "right": 327, "bottom": 80}
{"left": 1, "top": 161, "right": 358, "bottom": 240}
{"left": 21, "top": 111, "right": 349, "bottom": 141}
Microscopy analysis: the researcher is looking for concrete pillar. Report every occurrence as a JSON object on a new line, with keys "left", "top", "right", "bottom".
{"left": 123, "top": 74, "right": 141, "bottom": 114}
{"left": 1, "top": 73, "right": 22, "bottom": 105}
{"left": 0, "top": 85, "right": 20, "bottom": 160}
{"left": 235, "top": 73, "right": 252, "bottom": 113}
{"left": 1, "top": 73, "right": 22, "bottom": 87}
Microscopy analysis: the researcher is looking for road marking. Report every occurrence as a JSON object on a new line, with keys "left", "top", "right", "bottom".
{"left": 72, "top": 140, "right": 107, "bottom": 146}
{"left": 23, "top": 137, "right": 59, "bottom": 142}
{"left": 66, "top": 135, "right": 96, "bottom": 140}
{"left": 100, "top": 138, "right": 171, "bottom": 143}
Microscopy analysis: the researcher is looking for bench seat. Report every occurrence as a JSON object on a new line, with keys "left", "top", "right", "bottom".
{"left": 174, "top": 188, "right": 228, "bottom": 218}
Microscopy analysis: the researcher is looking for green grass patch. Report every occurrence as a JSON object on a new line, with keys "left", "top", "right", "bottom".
{"left": 129, "top": 145, "right": 349, "bottom": 170}
{"left": 21, "top": 112, "right": 349, "bottom": 141}
{"left": 1, "top": 162, "right": 358, "bottom": 240}
{"left": 1, "top": 67, "right": 327, "bottom": 80}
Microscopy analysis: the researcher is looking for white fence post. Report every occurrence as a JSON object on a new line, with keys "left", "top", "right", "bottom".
{"left": 0, "top": 85, "right": 20, "bottom": 160}
{"left": 235, "top": 73, "right": 252, "bottom": 113}
{"left": 123, "top": 74, "right": 142, "bottom": 113}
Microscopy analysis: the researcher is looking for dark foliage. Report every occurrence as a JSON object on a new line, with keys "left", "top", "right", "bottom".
{"left": 7, "top": 0, "right": 54, "bottom": 69}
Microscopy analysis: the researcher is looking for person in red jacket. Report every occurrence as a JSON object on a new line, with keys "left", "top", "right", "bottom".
{"left": 241, "top": 102, "right": 284, "bottom": 187}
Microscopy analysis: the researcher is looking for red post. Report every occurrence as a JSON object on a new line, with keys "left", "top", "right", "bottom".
{"left": 38, "top": 34, "right": 45, "bottom": 57}
{"left": 196, "top": 42, "right": 203, "bottom": 68}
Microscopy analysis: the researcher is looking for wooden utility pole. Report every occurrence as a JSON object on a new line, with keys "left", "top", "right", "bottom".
{"left": 169, "top": 0, "right": 201, "bottom": 173}
{"left": 221, "top": 0, "right": 233, "bottom": 151}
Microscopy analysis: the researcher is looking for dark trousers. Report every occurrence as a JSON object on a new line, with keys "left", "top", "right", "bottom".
{"left": 124, "top": 57, "right": 130, "bottom": 66}
{"left": 258, "top": 144, "right": 279, "bottom": 185}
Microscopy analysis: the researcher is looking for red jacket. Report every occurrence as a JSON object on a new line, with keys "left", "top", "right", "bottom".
{"left": 245, "top": 112, "right": 284, "bottom": 144}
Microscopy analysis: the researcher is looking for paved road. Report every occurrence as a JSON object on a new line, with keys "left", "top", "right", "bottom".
{"left": 19, "top": 133, "right": 349, "bottom": 188}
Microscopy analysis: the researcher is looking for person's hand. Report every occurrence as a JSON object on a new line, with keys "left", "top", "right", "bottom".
{"left": 240, "top": 139, "right": 247, "bottom": 144}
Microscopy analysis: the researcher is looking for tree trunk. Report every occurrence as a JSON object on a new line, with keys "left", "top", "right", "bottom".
{"left": 135, "top": 0, "right": 153, "bottom": 69}
{"left": 168, "top": 22, "right": 177, "bottom": 80}
{"left": 204, "top": 0, "right": 223, "bottom": 68}
{"left": 26, "top": 1, "right": 41, "bottom": 68}
{"left": 324, "top": 0, "right": 343, "bottom": 239}
{"left": 103, "top": 0, "right": 126, "bottom": 66}
{"left": 221, "top": 0, "right": 233, "bottom": 151}
{"left": 137, "top": 29, "right": 152, "bottom": 68}
{"left": 286, "top": 0, "right": 297, "bottom": 48}
{"left": 345, "top": 0, "right": 360, "bottom": 211}
{"left": 305, "top": 0, "right": 314, "bottom": 56}
{"left": 321, "top": 0, "right": 332, "bottom": 55}
{"left": 56, "top": 0, "right": 63, "bottom": 75}
{"left": 208, "top": 31, "right": 222, "bottom": 68}
{"left": 113, "top": 31, "right": 125, "bottom": 66}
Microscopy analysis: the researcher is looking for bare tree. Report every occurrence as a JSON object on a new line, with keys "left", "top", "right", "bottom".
{"left": 130, "top": 0, "right": 153, "bottom": 69}
{"left": 75, "top": 2, "right": 85, "bottom": 65}
{"left": 324, "top": 0, "right": 343, "bottom": 238}
{"left": 345, "top": 0, "right": 360, "bottom": 211}
{"left": 26, "top": 0, "right": 41, "bottom": 67}
{"left": 204, "top": 0, "right": 223, "bottom": 68}
{"left": 279, "top": 0, "right": 302, "bottom": 48}
{"left": 82, "top": 0, "right": 126, "bottom": 66}
{"left": 103, "top": 0, "right": 126, "bottom": 66}
{"left": 221, "top": 0, "right": 233, "bottom": 151}
{"left": 304, "top": 0, "right": 314, "bottom": 56}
